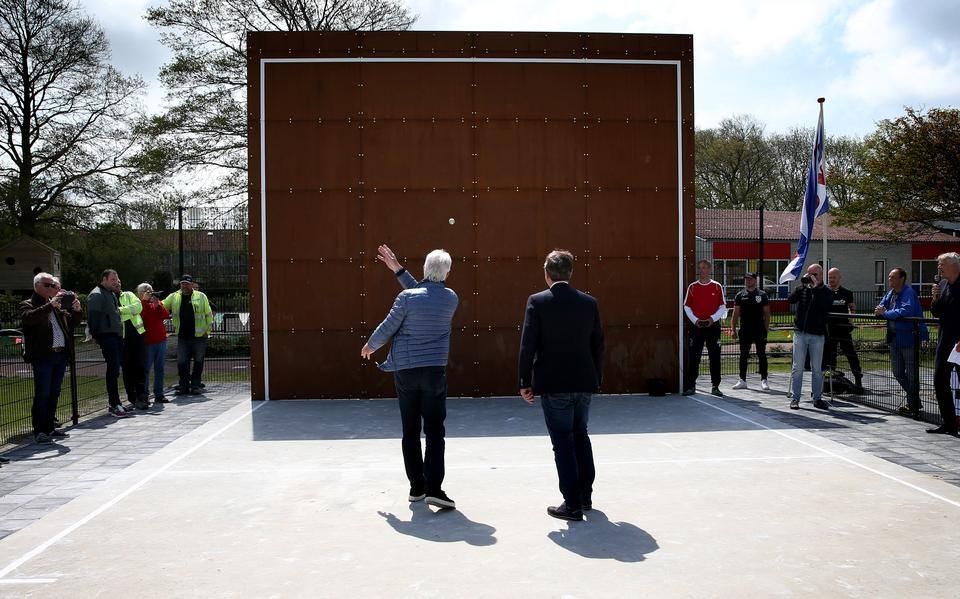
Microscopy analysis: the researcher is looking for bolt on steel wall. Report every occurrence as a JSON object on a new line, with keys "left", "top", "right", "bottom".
{"left": 249, "top": 32, "right": 696, "bottom": 399}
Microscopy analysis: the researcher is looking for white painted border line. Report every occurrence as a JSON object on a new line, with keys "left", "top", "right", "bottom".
{"left": 690, "top": 396, "right": 960, "bottom": 509}
{"left": 0, "top": 401, "right": 268, "bottom": 581}
{"left": 258, "top": 56, "right": 686, "bottom": 399}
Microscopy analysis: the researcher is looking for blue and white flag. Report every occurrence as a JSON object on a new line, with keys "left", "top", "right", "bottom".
{"left": 779, "top": 102, "right": 829, "bottom": 284}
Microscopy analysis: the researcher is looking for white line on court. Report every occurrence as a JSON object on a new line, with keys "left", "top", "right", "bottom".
{"left": 0, "top": 401, "right": 267, "bottom": 582}
{"left": 160, "top": 454, "right": 833, "bottom": 476}
{"left": 690, "top": 396, "right": 960, "bottom": 509}
{"left": 0, "top": 579, "right": 57, "bottom": 585}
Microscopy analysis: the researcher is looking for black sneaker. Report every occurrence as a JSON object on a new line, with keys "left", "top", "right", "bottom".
{"left": 710, "top": 386, "right": 724, "bottom": 397}
{"left": 425, "top": 491, "right": 456, "bottom": 509}
{"left": 408, "top": 488, "right": 426, "bottom": 502}
{"left": 35, "top": 432, "right": 54, "bottom": 444}
{"left": 49, "top": 429, "right": 70, "bottom": 439}
{"left": 813, "top": 399, "right": 829, "bottom": 410}
{"left": 154, "top": 395, "right": 171, "bottom": 403}
{"left": 547, "top": 502, "right": 583, "bottom": 521}
{"left": 190, "top": 387, "right": 202, "bottom": 395}
{"left": 681, "top": 388, "right": 695, "bottom": 396}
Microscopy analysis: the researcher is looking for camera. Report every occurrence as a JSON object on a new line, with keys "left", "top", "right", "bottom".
{"left": 149, "top": 291, "right": 163, "bottom": 298}
{"left": 59, "top": 291, "right": 75, "bottom": 309}
{"left": 800, "top": 275, "right": 813, "bottom": 286}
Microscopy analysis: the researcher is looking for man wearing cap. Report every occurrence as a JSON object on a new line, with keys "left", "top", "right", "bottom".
{"left": 729, "top": 272, "right": 770, "bottom": 391}
{"left": 163, "top": 275, "right": 214, "bottom": 395}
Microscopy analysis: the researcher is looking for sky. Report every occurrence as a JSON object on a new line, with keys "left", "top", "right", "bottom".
{"left": 82, "top": 0, "right": 960, "bottom": 138}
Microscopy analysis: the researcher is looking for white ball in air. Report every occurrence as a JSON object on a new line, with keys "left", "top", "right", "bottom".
{"left": 448, "top": 218, "right": 455, "bottom": 225}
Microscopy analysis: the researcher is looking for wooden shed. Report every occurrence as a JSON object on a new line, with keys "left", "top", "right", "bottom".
{"left": 0, "top": 236, "right": 61, "bottom": 293}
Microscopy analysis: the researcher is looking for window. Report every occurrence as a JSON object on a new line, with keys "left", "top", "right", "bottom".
{"left": 874, "top": 260, "right": 886, "bottom": 294}
{"left": 760, "top": 259, "right": 790, "bottom": 299}
{"left": 911, "top": 260, "right": 938, "bottom": 297}
{"left": 712, "top": 259, "right": 790, "bottom": 300}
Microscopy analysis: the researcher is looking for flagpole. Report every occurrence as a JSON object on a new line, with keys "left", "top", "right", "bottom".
{"left": 819, "top": 98, "right": 827, "bottom": 270}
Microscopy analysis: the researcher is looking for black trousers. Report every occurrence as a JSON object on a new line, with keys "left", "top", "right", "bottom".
{"left": 738, "top": 330, "right": 768, "bottom": 380}
{"left": 933, "top": 339, "right": 960, "bottom": 432}
{"left": 394, "top": 366, "right": 447, "bottom": 494}
{"left": 98, "top": 334, "right": 123, "bottom": 407}
{"left": 685, "top": 323, "right": 721, "bottom": 389}
{"left": 824, "top": 330, "right": 862, "bottom": 379}
{"left": 121, "top": 333, "right": 146, "bottom": 401}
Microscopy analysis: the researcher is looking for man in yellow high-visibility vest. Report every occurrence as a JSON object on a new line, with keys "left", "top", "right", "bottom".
{"left": 162, "top": 274, "right": 213, "bottom": 395}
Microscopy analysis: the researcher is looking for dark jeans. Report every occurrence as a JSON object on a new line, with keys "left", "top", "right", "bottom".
{"left": 738, "top": 329, "right": 768, "bottom": 380}
{"left": 98, "top": 334, "right": 123, "bottom": 407}
{"left": 394, "top": 366, "right": 447, "bottom": 494}
{"left": 824, "top": 331, "right": 862, "bottom": 379}
{"left": 122, "top": 333, "right": 147, "bottom": 401}
{"left": 890, "top": 344, "right": 919, "bottom": 411}
{"left": 541, "top": 393, "right": 595, "bottom": 510}
{"left": 31, "top": 351, "right": 68, "bottom": 435}
{"left": 685, "top": 323, "right": 721, "bottom": 389}
{"left": 177, "top": 336, "right": 208, "bottom": 390}
{"left": 933, "top": 339, "right": 960, "bottom": 431}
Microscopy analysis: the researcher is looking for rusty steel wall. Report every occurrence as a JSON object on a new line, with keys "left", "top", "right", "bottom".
{"left": 248, "top": 32, "right": 696, "bottom": 400}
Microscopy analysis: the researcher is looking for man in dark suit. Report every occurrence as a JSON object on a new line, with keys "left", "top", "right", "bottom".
{"left": 518, "top": 250, "right": 604, "bottom": 522}
{"left": 19, "top": 272, "right": 83, "bottom": 444}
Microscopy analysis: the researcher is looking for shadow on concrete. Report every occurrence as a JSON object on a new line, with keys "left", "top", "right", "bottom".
{"left": 378, "top": 502, "right": 496, "bottom": 546}
{"left": 249, "top": 394, "right": 855, "bottom": 441}
{"left": 548, "top": 509, "right": 658, "bottom": 562}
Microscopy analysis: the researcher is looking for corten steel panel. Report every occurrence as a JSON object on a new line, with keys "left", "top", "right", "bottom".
{"left": 361, "top": 120, "right": 470, "bottom": 190}
{"left": 263, "top": 63, "right": 359, "bottom": 120}
{"left": 602, "top": 326, "right": 679, "bottom": 393}
{"left": 584, "top": 64, "right": 678, "bottom": 120}
{"left": 587, "top": 191, "right": 678, "bottom": 257}
{"left": 475, "top": 191, "right": 589, "bottom": 259}
{"left": 360, "top": 63, "right": 472, "bottom": 120}
{"left": 266, "top": 261, "right": 362, "bottom": 331}
{"left": 268, "top": 331, "right": 365, "bottom": 399}
{"left": 264, "top": 123, "right": 360, "bottom": 191}
{"left": 249, "top": 31, "right": 694, "bottom": 399}
{"left": 474, "top": 121, "right": 582, "bottom": 190}
{"left": 473, "top": 63, "right": 584, "bottom": 120}
{"left": 586, "top": 259, "right": 678, "bottom": 326}
{"left": 586, "top": 121, "right": 678, "bottom": 188}
{"left": 265, "top": 192, "right": 360, "bottom": 260}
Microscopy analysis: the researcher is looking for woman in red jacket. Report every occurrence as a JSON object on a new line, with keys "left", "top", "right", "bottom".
{"left": 137, "top": 283, "right": 171, "bottom": 403}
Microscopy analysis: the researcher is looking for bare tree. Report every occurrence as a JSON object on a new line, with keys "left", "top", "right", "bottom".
{"left": 0, "top": 0, "right": 144, "bottom": 236}
{"left": 143, "top": 0, "right": 416, "bottom": 205}
{"left": 695, "top": 115, "right": 773, "bottom": 209}
{"left": 767, "top": 127, "right": 811, "bottom": 211}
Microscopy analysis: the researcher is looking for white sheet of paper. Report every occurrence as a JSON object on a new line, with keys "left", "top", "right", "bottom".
{"left": 949, "top": 346, "right": 960, "bottom": 366}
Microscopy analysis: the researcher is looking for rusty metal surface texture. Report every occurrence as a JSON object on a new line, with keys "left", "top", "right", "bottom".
{"left": 248, "top": 31, "right": 695, "bottom": 399}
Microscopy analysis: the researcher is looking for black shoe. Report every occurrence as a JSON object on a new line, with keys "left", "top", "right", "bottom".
{"left": 49, "top": 428, "right": 70, "bottom": 439}
{"left": 189, "top": 387, "right": 202, "bottom": 395}
{"left": 425, "top": 491, "right": 456, "bottom": 509}
{"left": 154, "top": 395, "right": 171, "bottom": 403}
{"left": 408, "top": 487, "right": 426, "bottom": 502}
{"left": 813, "top": 399, "right": 829, "bottom": 410}
{"left": 852, "top": 383, "right": 864, "bottom": 395}
{"left": 582, "top": 501, "right": 592, "bottom": 511}
{"left": 912, "top": 410, "right": 922, "bottom": 421}
{"left": 547, "top": 502, "right": 583, "bottom": 521}
{"left": 927, "top": 426, "right": 959, "bottom": 436}
{"left": 175, "top": 387, "right": 189, "bottom": 395}
{"left": 710, "top": 386, "right": 724, "bottom": 397}
{"left": 681, "top": 388, "right": 695, "bottom": 396}
{"left": 35, "top": 432, "right": 54, "bottom": 444}
{"left": 0, "top": 457, "right": 9, "bottom": 464}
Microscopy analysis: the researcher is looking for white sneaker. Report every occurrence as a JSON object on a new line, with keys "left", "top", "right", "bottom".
{"left": 732, "top": 379, "right": 748, "bottom": 390}
{"left": 760, "top": 379, "right": 770, "bottom": 391}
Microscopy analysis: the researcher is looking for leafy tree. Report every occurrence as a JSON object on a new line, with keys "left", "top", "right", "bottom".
{"left": 824, "top": 135, "right": 864, "bottom": 210}
{"left": 142, "top": 0, "right": 416, "bottom": 205}
{"left": 695, "top": 115, "right": 772, "bottom": 209}
{"left": 833, "top": 107, "right": 960, "bottom": 235}
{"left": 0, "top": 0, "right": 144, "bottom": 237}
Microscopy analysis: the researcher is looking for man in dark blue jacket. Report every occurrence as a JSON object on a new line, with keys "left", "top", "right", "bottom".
{"left": 875, "top": 267, "right": 927, "bottom": 419}
{"left": 362, "top": 244, "right": 459, "bottom": 509}
{"left": 519, "top": 250, "right": 604, "bottom": 522}
{"left": 929, "top": 252, "right": 960, "bottom": 436}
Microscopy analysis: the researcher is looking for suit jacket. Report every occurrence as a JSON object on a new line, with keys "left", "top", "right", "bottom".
{"left": 19, "top": 293, "right": 81, "bottom": 363}
{"left": 518, "top": 282, "right": 604, "bottom": 394}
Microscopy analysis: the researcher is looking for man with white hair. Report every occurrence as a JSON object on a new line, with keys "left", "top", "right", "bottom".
{"left": 19, "top": 272, "right": 82, "bottom": 443}
{"left": 362, "top": 245, "right": 460, "bottom": 509}
{"left": 929, "top": 252, "right": 960, "bottom": 436}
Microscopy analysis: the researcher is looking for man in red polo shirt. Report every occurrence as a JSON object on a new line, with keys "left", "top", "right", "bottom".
{"left": 683, "top": 260, "right": 727, "bottom": 396}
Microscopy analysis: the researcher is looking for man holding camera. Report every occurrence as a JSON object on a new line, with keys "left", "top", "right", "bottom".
{"left": 729, "top": 272, "right": 770, "bottom": 391}
{"left": 19, "top": 273, "right": 82, "bottom": 443}
{"left": 682, "top": 259, "right": 727, "bottom": 397}
{"left": 788, "top": 263, "right": 834, "bottom": 410}
{"left": 824, "top": 267, "right": 864, "bottom": 394}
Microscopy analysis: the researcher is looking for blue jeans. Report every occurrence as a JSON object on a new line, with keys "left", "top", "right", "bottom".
{"left": 791, "top": 332, "right": 825, "bottom": 401}
{"left": 177, "top": 336, "right": 207, "bottom": 390}
{"left": 541, "top": 393, "right": 595, "bottom": 510}
{"left": 31, "top": 351, "right": 68, "bottom": 435}
{"left": 891, "top": 344, "right": 920, "bottom": 411}
{"left": 145, "top": 341, "right": 168, "bottom": 398}
{"left": 394, "top": 366, "right": 447, "bottom": 494}
{"left": 97, "top": 334, "right": 123, "bottom": 407}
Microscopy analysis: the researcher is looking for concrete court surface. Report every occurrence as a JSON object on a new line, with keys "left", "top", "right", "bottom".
{"left": 0, "top": 394, "right": 958, "bottom": 598}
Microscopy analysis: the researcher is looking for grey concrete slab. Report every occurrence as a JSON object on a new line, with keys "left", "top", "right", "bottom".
{"left": 0, "top": 395, "right": 957, "bottom": 597}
